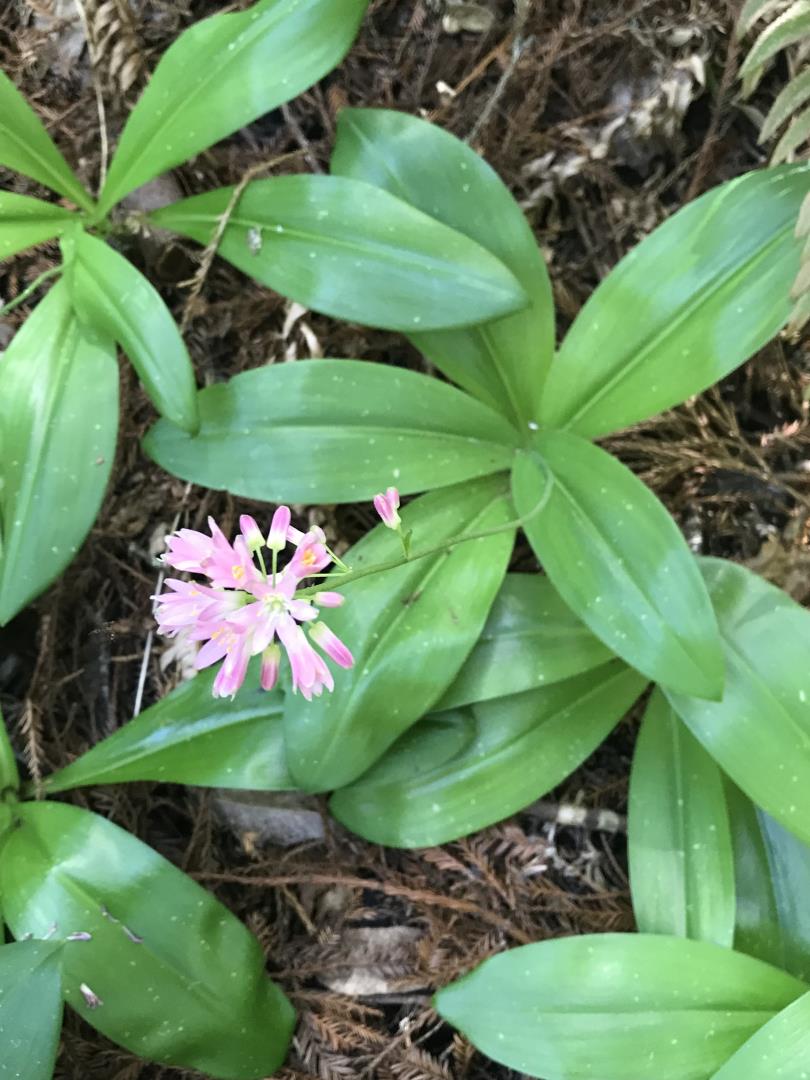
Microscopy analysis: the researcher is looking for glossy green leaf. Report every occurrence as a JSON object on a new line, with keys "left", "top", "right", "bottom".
{"left": 0, "top": 70, "right": 93, "bottom": 211}
{"left": 331, "top": 108, "right": 553, "bottom": 429}
{"left": 150, "top": 175, "right": 527, "bottom": 332}
{"left": 65, "top": 230, "right": 198, "bottom": 432}
{"left": 727, "top": 783, "right": 810, "bottom": 981}
{"left": 0, "top": 941, "right": 63, "bottom": 1080}
{"left": 712, "top": 989, "right": 810, "bottom": 1079}
{"left": 0, "top": 801, "right": 295, "bottom": 1078}
{"left": 666, "top": 558, "right": 810, "bottom": 847}
{"left": 0, "top": 191, "right": 76, "bottom": 261}
{"left": 331, "top": 661, "right": 646, "bottom": 847}
{"left": 435, "top": 934, "right": 807, "bottom": 1080}
{"left": 0, "top": 281, "right": 118, "bottom": 625}
{"left": 98, "top": 0, "right": 369, "bottom": 214}
{"left": 144, "top": 359, "right": 518, "bottom": 503}
{"left": 435, "top": 573, "right": 613, "bottom": 711}
{"left": 628, "top": 690, "right": 735, "bottom": 946}
{"left": 284, "top": 475, "right": 515, "bottom": 791}
{"left": 43, "top": 664, "right": 294, "bottom": 794}
{"left": 511, "top": 432, "right": 723, "bottom": 698}
{"left": 539, "top": 165, "right": 810, "bottom": 438}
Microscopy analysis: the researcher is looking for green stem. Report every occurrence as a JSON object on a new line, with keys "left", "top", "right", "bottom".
{"left": 0, "top": 265, "right": 62, "bottom": 318}
{"left": 296, "top": 470, "right": 552, "bottom": 599}
{"left": 0, "top": 707, "right": 19, "bottom": 793}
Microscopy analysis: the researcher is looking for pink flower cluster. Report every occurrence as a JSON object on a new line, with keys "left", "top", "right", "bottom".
{"left": 155, "top": 509, "right": 353, "bottom": 700}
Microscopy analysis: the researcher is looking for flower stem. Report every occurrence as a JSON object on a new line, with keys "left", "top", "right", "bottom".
{"left": 296, "top": 475, "right": 552, "bottom": 598}
{"left": 0, "top": 265, "right": 63, "bottom": 318}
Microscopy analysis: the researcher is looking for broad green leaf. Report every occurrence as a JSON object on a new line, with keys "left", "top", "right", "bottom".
{"left": 0, "top": 70, "right": 93, "bottom": 211}
{"left": 0, "top": 191, "right": 75, "bottom": 261}
{"left": 666, "top": 558, "right": 810, "bottom": 847}
{"left": 43, "top": 665, "right": 294, "bottom": 794}
{"left": 435, "top": 934, "right": 807, "bottom": 1080}
{"left": 727, "top": 783, "right": 810, "bottom": 981}
{"left": 0, "top": 801, "right": 295, "bottom": 1078}
{"left": 0, "top": 941, "right": 63, "bottom": 1080}
{"left": 435, "top": 573, "right": 613, "bottom": 711}
{"left": 628, "top": 690, "right": 735, "bottom": 947}
{"left": 0, "top": 282, "right": 118, "bottom": 625}
{"left": 331, "top": 107, "right": 553, "bottom": 429}
{"left": 284, "top": 475, "right": 515, "bottom": 791}
{"left": 98, "top": 0, "right": 369, "bottom": 213}
{"left": 331, "top": 662, "right": 646, "bottom": 847}
{"left": 511, "top": 432, "right": 723, "bottom": 698}
{"left": 711, "top": 989, "right": 810, "bottom": 1078}
{"left": 65, "top": 230, "right": 198, "bottom": 433}
{"left": 0, "top": 705, "right": 19, "bottom": 791}
{"left": 150, "top": 176, "right": 527, "bottom": 332}
{"left": 144, "top": 359, "right": 519, "bottom": 503}
{"left": 539, "top": 165, "right": 810, "bottom": 438}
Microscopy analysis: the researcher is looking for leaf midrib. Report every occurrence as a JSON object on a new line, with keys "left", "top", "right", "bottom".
{"left": 317, "top": 486, "right": 514, "bottom": 763}
{"left": 538, "top": 461, "right": 707, "bottom": 682}
{"left": 103, "top": 0, "right": 294, "bottom": 203}
{"left": 0, "top": 302, "right": 75, "bottom": 607}
{"left": 169, "top": 208, "right": 512, "bottom": 294}
{"left": 561, "top": 218, "right": 797, "bottom": 432}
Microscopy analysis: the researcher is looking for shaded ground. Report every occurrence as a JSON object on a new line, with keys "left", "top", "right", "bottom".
{"left": 2, "top": 0, "right": 810, "bottom": 1076}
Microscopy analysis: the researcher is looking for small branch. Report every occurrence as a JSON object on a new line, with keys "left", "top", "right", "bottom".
{"left": 74, "top": 0, "right": 109, "bottom": 194}
{"left": 0, "top": 265, "right": 62, "bottom": 318}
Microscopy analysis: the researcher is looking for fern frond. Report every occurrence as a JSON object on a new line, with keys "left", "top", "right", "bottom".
{"left": 738, "top": 1, "right": 810, "bottom": 329}
{"left": 740, "top": 1, "right": 810, "bottom": 95}
{"left": 738, "top": 0, "right": 793, "bottom": 39}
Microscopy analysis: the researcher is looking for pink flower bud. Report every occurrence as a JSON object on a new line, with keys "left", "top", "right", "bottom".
{"left": 239, "top": 514, "right": 264, "bottom": 552}
{"left": 261, "top": 644, "right": 281, "bottom": 691}
{"left": 267, "top": 505, "right": 292, "bottom": 552}
{"left": 314, "top": 591, "right": 345, "bottom": 608}
{"left": 373, "top": 487, "right": 401, "bottom": 529}
{"left": 309, "top": 621, "right": 354, "bottom": 669}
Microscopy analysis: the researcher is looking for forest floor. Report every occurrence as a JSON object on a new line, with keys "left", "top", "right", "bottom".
{"left": 2, "top": 1, "right": 809, "bottom": 1077}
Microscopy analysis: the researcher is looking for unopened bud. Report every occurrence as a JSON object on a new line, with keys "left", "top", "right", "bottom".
{"left": 267, "top": 506, "right": 292, "bottom": 552}
{"left": 373, "top": 487, "right": 401, "bottom": 530}
{"left": 239, "top": 514, "right": 264, "bottom": 552}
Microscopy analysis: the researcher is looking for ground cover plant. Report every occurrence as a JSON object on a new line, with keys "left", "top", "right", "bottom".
{"left": 4, "top": 2, "right": 810, "bottom": 1080}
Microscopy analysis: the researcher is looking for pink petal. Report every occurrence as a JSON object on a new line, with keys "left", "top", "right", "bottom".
{"left": 260, "top": 644, "right": 281, "bottom": 691}
{"left": 195, "top": 634, "right": 230, "bottom": 669}
{"left": 267, "top": 505, "right": 292, "bottom": 552}
{"left": 309, "top": 622, "right": 354, "bottom": 669}
{"left": 373, "top": 489, "right": 401, "bottom": 529}
{"left": 239, "top": 514, "right": 264, "bottom": 551}
{"left": 314, "top": 591, "right": 345, "bottom": 608}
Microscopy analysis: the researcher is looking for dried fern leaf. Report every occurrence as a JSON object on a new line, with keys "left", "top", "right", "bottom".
{"left": 740, "top": 1, "right": 810, "bottom": 95}
{"left": 762, "top": 64, "right": 810, "bottom": 138}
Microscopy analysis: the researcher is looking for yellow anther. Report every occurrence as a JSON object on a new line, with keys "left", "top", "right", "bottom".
{"left": 232, "top": 564, "right": 246, "bottom": 581}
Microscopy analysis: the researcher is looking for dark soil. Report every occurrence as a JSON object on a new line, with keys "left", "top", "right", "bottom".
{"left": 2, "top": 1, "right": 809, "bottom": 1077}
